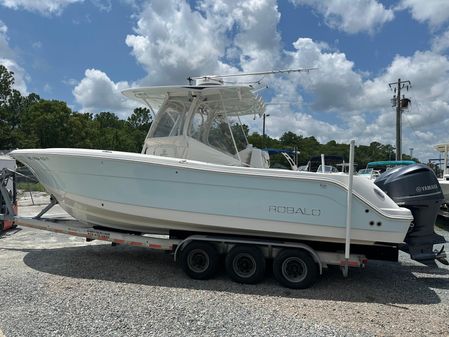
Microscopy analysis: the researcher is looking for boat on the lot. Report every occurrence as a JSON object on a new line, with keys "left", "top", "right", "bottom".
{"left": 10, "top": 147, "right": 412, "bottom": 244}
{"left": 9, "top": 76, "right": 446, "bottom": 264}
{"left": 433, "top": 143, "right": 449, "bottom": 204}
{"left": 357, "top": 161, "right": 415, "bottom": 180}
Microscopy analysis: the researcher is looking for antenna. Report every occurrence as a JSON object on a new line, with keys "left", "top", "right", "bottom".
{"left": 187, "top": 67, "right": 317, "bottom": 84}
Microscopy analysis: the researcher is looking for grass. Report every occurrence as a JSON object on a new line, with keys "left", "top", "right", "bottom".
{"left": 17, "top": 182, "right": 46, "bottom": 193}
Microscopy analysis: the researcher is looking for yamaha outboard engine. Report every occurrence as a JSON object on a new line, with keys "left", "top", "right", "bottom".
{"left": 375, "top": 164, "right": 447, "bottom": 263}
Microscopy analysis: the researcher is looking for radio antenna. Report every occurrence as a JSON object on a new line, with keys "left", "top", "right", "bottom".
{"left": 187, "top": 67, "right": 317, "bottom": 85}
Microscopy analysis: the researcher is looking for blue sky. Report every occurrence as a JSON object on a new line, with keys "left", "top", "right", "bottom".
{"left": 1, "top": 0, "right": 449, "bottom": 160}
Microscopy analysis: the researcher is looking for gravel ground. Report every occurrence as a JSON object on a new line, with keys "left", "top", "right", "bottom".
{"left": 0, "top": 199, "right": 448, "bottom": 336}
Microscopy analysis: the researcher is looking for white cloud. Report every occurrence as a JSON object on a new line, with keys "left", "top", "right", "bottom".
{"left": 125, "top": 0, "right": 281, "bottom": 85}
{"left": 43, "top": 83, "right": 52, "bottom": 92}
{"left": 125, "top": 0, "right": 230, "bottom": 85}
{"left": 32, "top": 41, "right": 42, "bottom": 49}
{"left": 0, "top": 20, "right": 14, "bottom": 59}
{"left": 90, "top": 0, "right": 111, "bottom": 12}
{"left": 432, "top": 30, "right": 449, "bottom": 53}
{"left": 0, "top": 0, "right": 83, "bottom": 15}
{"left": 361, "top": 51, "right": 449, "bottom": 110}
{"left": 290, "top": 0, "right": 394, "bottom": 34}
{"left": 286, "top": 37, "right": 364, "bottom": 112}
{"left": 0, "top": 21, "right": 28, "bottom": 94}
{"left": 73, "top": 68, "right": 140, "bottom": 117}
{"left": 255, "top": 36, "right": 449, "bottom": 161}
{"left": 77, "top": 0, "right": 280, "bottom": 119}
{"left": 73, "top": 0, "right": 449, "bottom": 161}
{"left": 353, "top": 51, "right": 449, "bottom": 159}
{"left": 199, "top": 0, "right": 282, "bottom": 72}
{"left": 398, "top": 0, "right": 449, "bottom": 27}
{"left": 267, "top": 112, "right": 345, "bottom": 144}
{"left": 62, "top": 78, "right": 78, "bottom": 86}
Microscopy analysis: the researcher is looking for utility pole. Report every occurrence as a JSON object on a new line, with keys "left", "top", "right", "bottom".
{"left": 388, "top": 79, "right": 411, "bottom": 161}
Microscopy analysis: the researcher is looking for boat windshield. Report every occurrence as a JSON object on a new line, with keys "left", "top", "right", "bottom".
{"left": 152, "top": 100, "right": 187, "bottom": 137}
{"left": 189, "top": 102, "right": 247, "bottom": 155}
{"left": 317, "top": 165, "right": 339, "bottom": 173}
{"left": 358, "top": 168, "right": 373, "bottom": 175}
{"left": 150, "top": 96, "right": 248, "bottom": 157}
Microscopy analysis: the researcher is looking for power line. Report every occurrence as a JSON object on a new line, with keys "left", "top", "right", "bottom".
{"left": 402, "top": 110, "right": 422, "bottom": 140}
{"left": 402, "top": 95, "right": 419, "bottom": 135}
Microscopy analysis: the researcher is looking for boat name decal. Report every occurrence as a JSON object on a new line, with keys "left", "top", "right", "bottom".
{"left": 269, "top": 205, "right": 321, "bottom": 216}
{"left": 416, "top": 184, "right": 438, "bottom": 193}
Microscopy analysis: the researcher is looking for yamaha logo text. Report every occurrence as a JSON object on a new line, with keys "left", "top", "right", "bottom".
{"left": 416, "top": 184, "right": 438, "bottom": 193}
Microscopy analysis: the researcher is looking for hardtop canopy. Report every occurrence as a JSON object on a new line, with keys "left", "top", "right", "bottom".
{"left": 122, "top": 85, "right": 265, "bottom": 117}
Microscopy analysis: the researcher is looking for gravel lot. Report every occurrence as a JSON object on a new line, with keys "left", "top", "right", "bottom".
{"left": 0, "top": 199, "right": 448, "bottom": 337}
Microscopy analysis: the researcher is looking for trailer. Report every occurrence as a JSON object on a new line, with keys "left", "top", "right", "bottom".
{"left": 6, "top": 214, "right": 368, "bottom": 289}
{"left": 0, "top": 157, "right": 17, "bottom": 232}
{"left": 0, "top": 167, "right": 369, "bottom": 289}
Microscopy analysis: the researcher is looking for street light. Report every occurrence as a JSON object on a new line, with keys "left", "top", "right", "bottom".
{"left": 262, "top": 113, "right": 270, "bottom": 147}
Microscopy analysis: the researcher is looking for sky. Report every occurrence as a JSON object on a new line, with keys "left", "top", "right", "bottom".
{"left": 1, "top": 0, "right": 449, "bottom": 161}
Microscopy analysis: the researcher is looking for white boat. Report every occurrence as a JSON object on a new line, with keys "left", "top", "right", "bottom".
{"left": 434, "top": 143, "right": 449, "bottom": 203}
{"left": 357, "top": 168, "right": 378, "bottom": 180}
{"left": 9, "top": 78, "right": 446, "bottom": 262}
{"left": 11, "top": 146, "right": 413, "bottom": 245}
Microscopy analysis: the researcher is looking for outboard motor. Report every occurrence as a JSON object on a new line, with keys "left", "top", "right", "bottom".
{"left": 375, "top": 164, "right": 447, "bottom": 263}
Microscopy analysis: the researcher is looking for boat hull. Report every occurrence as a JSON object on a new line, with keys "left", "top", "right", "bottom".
{"left": 10, "top": 148, "right": 413, "bottom": 246}
{"left": 438, "top": 179, "right": 449, "bottom": 203}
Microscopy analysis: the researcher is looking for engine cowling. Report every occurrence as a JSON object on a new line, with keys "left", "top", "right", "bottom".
{"left": 374, "top": 164, "right": 446, "bottom": 262}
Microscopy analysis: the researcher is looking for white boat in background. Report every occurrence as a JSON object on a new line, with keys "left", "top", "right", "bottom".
{"left": 434, "top": 143, "right": 449, "bottom": 204}
{"left": 9, "top": 74, "right": 446, "bottom": 264}
{"left": 357, "top": 161, "right": 416, "bottom": 180}
{"left": 357, "top": 168, "right": 379, "bottom": 180}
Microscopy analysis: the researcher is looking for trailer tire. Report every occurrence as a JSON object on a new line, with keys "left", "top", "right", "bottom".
{"left": 225, "top": 245, "right": 266, "bottom": 284}
{"left": 273, "top": 249, "right": 318, "bottom": 289}
{"left": 180, "top": 241, "right": 219, "bottom": 280}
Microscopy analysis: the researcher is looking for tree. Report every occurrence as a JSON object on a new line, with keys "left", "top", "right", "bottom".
{"left": 126, "top": 107, "right": 153, "bottom": 152}
{"left": 0, "top": 65, "right": 41, "bottom": 149}
{"left": 127, "top": 107, "right": 152, "bottom": 131}
{"left": 280, "top": 131, "right": 303, "bottom": 146}
{"left": 20, "top": 100, "right": 72, "bottom": 148}
{"left": 0, "top": 65, "right": 14, "bottom": 106}
{"left": 0, "top": 65, "right": 18, "bottom": 148}
{"left": 66, "top": 112, "right": 96, "bottom": 148}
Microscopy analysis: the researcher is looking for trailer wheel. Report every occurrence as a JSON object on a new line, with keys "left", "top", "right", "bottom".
{"left": 273, "top": 249, "right": 318, "bottom": 289}
{"left": 180, "top": 241, "right": 219, "bottom": 280}
{"left": 225, "top": 245, "right": 266, "bottom": 284}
